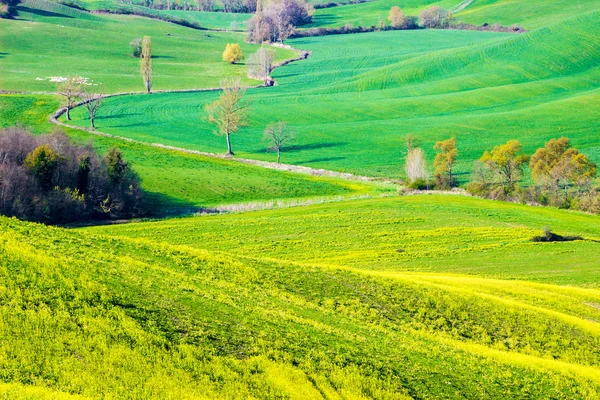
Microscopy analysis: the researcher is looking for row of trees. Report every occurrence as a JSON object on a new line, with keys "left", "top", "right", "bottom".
{"left": 403, "top": 136, "right": 599, "bottom": 212}
{"left": 119, "top": 0, "right": 258, "bottom": 13}
{"left": 0, "top": 128, "right": 144, "bottom": 224}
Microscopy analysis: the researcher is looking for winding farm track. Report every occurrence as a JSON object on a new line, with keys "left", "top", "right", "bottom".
{"left": 451, "top": 0, "right": 475, "bottom": 14}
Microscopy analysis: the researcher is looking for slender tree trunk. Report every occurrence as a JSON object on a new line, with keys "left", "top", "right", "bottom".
{"left": 226, "top": 133, "right": 233, "bottom": 155}
{"left": 277, "top": 149, "right": 281, "bottom": 163}
{"left": 91, "top": 117, "right": 95, "bottom": 129}
{"left": 66, "top": 106, "right": 71, "bottom": 121}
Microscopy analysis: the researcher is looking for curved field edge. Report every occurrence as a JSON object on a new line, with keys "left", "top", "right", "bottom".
{"left": 0, "top": 94, "right": 386, "bottom": 212}
{"left": 2, "top": 213, "right": 600, "bottom": 398}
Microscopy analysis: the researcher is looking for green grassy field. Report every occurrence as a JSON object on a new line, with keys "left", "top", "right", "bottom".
{"left": 309, "top": 0, "right": 600, "bottom": 29}
{"left": 0, "top": 0, "right": 294, "bottom": 93}
{"left": 0, "top": 94, "right": 381, "bottom": 211}
{"left": 2, "top": 196, "right": 600, "bottom": 398}
{"left": 65, "top": 13, "right": 600, "bottom": 178}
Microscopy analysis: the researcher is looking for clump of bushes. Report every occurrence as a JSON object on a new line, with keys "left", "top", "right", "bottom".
{"left": 247, "top": 0, "right": 313, "bottom": 43}
{"left": 0, "top": 127, "right": 145, "bottom": 224}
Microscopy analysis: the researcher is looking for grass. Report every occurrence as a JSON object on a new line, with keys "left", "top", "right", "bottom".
{"left": 308, "top": 0, "right": 600, "bottom": 30}
{"left": 0, "top": 94, "right": 384, "bottom": 211}
{"left": 1, "top": 196, "right": 600, "bottom": 397}
{"left": 66, "top": 13, "right": 600, "bottom": 179}
{"left": 0, "top": 0, "right": 295, "bottom": 93}
{"left": 91, "top": 195, "right": 600, "bottom": 286}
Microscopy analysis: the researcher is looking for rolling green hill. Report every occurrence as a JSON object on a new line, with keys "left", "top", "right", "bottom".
{"left": 65, "top": 12, "right": 600, "bottom": 178}
{"left": 0, "top": 0, "right": 294, "bottom": 93}
{"left": 2, "top": 196, "right": 600, "bottom": 397}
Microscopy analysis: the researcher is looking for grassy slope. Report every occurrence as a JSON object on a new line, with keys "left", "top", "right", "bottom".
{"left": 2, "top": 199, "right": 600, "bottom": 397}
{"left": 0, "top": 0, "right": 294, "bottom": 93}
{"left": 69, "top": 13, "right": 600, "bottom": 178}
{"left": 309, "top": 0, "right": 600, "bottom": 29}
{"left": 91, "top": 195, "right": 600, "bottom": 286}
{"left": 0, "top": 94, "right": 380, "bottom": 210}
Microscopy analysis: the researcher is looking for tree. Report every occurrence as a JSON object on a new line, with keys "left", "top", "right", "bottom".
{"left": 419, "top": 6, "right": 452, "bottom": 28}
{"left": 264, "top": 121, "right": 295, "bottom": 163}
{"left": 205, "top": 78, "right": 249, "bottom": 155}
{"left": 24, "top": 145, "right": 62, "bottom": 191}
{"left": 530, "top": 138, "right": 597, "bottom": 201}
{"left": 57, "top": 76, "right": 83, "bottom": 121}
{"left": 248, "top": 46, "right": 275, "bottom": 85}
{"left": 388, "top": 6, "right": 407, "bottom": 28}
{"left": 480, "top": 140, "right": 529, "bottom": 194}
{"left": 80, "top": 89, "right": 102, "bottom": 129}
{"left": 140, "top": 36, "right": 152, "bottom": 93}
{"left": 246, "top": 0, "right": 312, "bottom": 43}
{"left": 405, "top": 148, "right": 428, "bottom": 184}
{"left": 433, "top": 137, "right": 458, "bottom": 188}
{"left": 404, "top": 134, "right": 420, "bottom": 154}
{"left": 130, "top": 37, "right": 142, "bottom": 57}
{"left": 106, "top": 147, "right": 129, "bottom": 184}
{"left": 223, "top": 43, "right": 243, "bottom": 64}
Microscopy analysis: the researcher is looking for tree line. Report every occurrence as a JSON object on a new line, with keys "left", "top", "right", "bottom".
{"left": 0, "top": 128, "right": 144, "bottom": 224}
{"left": 403, "top": 136, "right": 599, "bottom": 213}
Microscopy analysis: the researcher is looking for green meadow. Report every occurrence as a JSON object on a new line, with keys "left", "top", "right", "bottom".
{"left": 66, "top": 14, "right": 600, "bottom": 178}
{"left": 1, "top": 196, "right": 600, "bottom": 398}
{"left": 2, "top": 0, "right": 600, "bottom": 397}
{"left": 0, "top": 0, "right": 294, "bottom": 93}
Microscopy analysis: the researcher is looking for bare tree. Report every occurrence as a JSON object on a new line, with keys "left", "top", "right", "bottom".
{"left": 405, "top": 148, "right": 428, "bottom": 183}
{"left": 248, "top": 46, "right": 275, "bottom": 85}
{"left": 205, "top": 78, "right": 249, "bottom": 156}
{"left": 140, "top": 36, "right": 152, "bottom": 94}
{"left": 264, "top": 121, "right": 295, "bottom": 163}
{"left": 57, "top": 76, "right": 83, "bottom": 121}
{"left": 80, "top": 89, "right": 102, "bottom": 129}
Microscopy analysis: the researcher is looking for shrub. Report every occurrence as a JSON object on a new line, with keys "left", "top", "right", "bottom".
{"left": 0, "top": 127, "right": 145, "bottom": 224}
{"left": 419, "top": 6, "right": 453, "bottom": 28}
{"left": 223, "top": 43, "right": 243, "bottom": 64}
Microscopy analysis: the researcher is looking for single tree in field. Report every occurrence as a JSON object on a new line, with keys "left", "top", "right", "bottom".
{"left": 140, "top": 36, "right": 152, "bottom": 93}
{"left": 80, "top": 89, "right": 102, "bottom": 129}
{"left": 480, "top": 139, "right": 529, "bottom": 194}
{"left": 388, "top": 6, "right": 406, "bottom": 28}
{"left": 205, "top": 78, "right": 249, "bottom": 156}
{"left": 404, "top": 134, "right": 420, "bottom": 154}
{"left": 264, "top": 121, "right": 295, "bottom": 163}
{"left": 405, "top": 147, "right": 428, "bottom": 184}
{"left": 223, "top": 43, "right": 243, "bottom": 64}
{"left": 57, "top": 76, "right": 83, "bottom": 121}
{"left": 248, "top": 46, "right": 275, "bottom": 85}
{"left": 433, "top": 137, "right": 458, "bottom": 188}
{"left": 130, "top": 37, "right": 142, "bottom": 58}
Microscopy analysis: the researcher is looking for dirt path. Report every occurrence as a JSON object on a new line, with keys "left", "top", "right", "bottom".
{"left": 451, "top": 0, "right": 475, "bottom": 13}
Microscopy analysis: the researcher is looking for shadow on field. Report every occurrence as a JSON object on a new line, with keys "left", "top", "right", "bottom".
{"left": 17, "top": 6, "right": 74, "bottom": 19}
{"left": 285, "top": 141, "right": 347, "bottom": 152}
{"left": 296, "top": 156, "right": 346, "bottom": 164}
{"left": 310, "top": 14, "right": 341, "bottom": 26}
{"left": 152, "top": 55, "right": 175, "bottom": 59}
{"left": 97, "top": 113, "right": 142, "bottom": 120}
{"left": 143, "top": 191, "right": 203, "bottom": 216}
{"left": 0, "top": 53, "right": 8, "bottom": 59}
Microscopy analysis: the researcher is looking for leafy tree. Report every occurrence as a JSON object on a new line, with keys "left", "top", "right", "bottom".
{"left": 480, "top": 140, "right": 529, "bottom": 194}
{"left": 57, "top": 76, "right": 83, "bottom": 121}
{"left": 130, "top": 37, "right": 142, "bottom": 58}
{"left": 24, "top": 145, "right": 62, "bottom": 191}
{"left": 248, "top": 46, "right": 275, "bottom": 85}
{"left": 388, "top": 6, "right": 407, "bottom": 28}
{"left": 433, "top": 137, "right": 458, "bottom": 188}
{"left": 77, "top": 154, "right": 91, "bottom": 194}
{"left": 106, "top": 147, "right": 129, "bottom": 185}
{"left": 264, "top": 121, "right": 295, "bottom": 163}
{"left": 140, "top": 36, "right": 152, "bottom": 93}
{"left": 223, "top": 43, "right": 243, "bottom": 64}
{"left": 530, "top": 138, "right": 596, "bottom": 201}
{"left": 205, "top": 78, "right": 249, "bottom": 155}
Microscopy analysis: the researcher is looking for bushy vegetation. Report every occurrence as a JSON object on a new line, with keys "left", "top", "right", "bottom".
{"left": 0, "top": 127, "right": 143, "bottom": 223}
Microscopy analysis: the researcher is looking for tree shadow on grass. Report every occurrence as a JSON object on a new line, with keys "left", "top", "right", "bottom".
{"left": 151, "top": 55, "right": 175, "bottom": 59}
{"left": 97, "top": 113, "right": 142, "bottom": 120}
{"left": 285, "top": 141, "right": 348, "bottom": 152}
{"left": 17, "top": 6, "right": 74, "bottom": 19}
{"left": 142, "top": 191, "right": 204, "bottom": 217}
{"left": 296, "top": 156, "right": 346, "bottom": 164}
{"left": 0, "top": 53, "right": 8, "bottom": 58}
